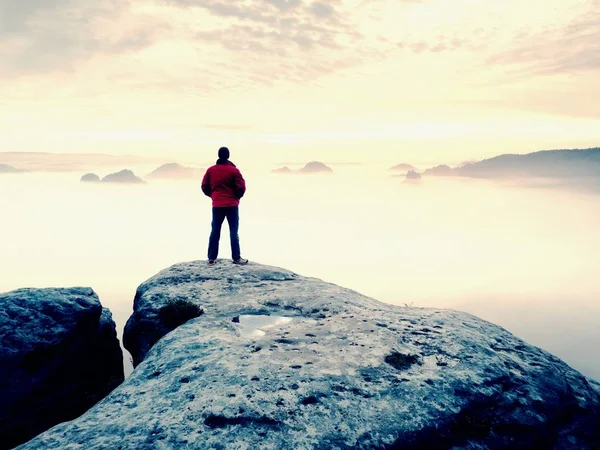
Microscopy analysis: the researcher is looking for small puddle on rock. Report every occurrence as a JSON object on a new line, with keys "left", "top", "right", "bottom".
{"left": 238, "top": 315, "right": 293, "bottom": 338}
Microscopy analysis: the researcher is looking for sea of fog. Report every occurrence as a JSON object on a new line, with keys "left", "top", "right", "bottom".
{"left": 1, "top": 166, "right": 599, "bottom": 380}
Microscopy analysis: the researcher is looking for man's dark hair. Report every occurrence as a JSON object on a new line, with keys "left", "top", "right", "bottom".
{"left": 218, "top": 147, "right": 230, "bottom": 160}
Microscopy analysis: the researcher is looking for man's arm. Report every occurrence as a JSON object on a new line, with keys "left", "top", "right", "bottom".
{"left": 234, "top": 169, "right": 246, "bottom": 199}
{"left": 201, "top": 170, "right": 212, "bottom": 197}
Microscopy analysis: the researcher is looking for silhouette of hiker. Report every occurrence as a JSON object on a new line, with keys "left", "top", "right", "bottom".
{"left": 202, "top": 147, "right": 248, "bottom": 266}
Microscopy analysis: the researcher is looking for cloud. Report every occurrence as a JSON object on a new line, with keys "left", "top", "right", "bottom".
{"left": 167, "top": 0, "right": 359, "bottom": 51}
{"left": 0, "top": 0, "right": 396, "bottom": 89}
{"left": 0, "top": 0, "right": 439, "bottom": 87}
{"left": 487, "top": 6, "right": 600, "bottom": 76}
{"left": 0, "top": 0, "right": 160, "bottom": 76}
{"left": 4, "top": 0, "right": 598, "bottom": 125}
{"left": 0, "top": 0, "right": 65, "bottom": 33}
{"left": 309, "top": 2, "right": 337, "bottom": 18}
{"left": 204, "top": 124, "right": 255, "bottom": 130}
{"left": 125, "top": 0, "right": 396, "bottom": 89}
{"left": 396, "top": 36, "right": 480, "bottom": 55}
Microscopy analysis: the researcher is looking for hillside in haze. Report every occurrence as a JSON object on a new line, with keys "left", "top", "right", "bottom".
{"left": 405, "top": 170, "right": 422, "bottom": 182}
{"left": 423, "top": 165, "right": 453, "bottom": 176}
{"left": 101, "top": 170, "right": 145, "bottom": 184}
{"left": 272, "top": 166, "right": 292, "bottom": 174}
{"left": 0, "top": 163, "right": 27, "bottom": 173}
{"left": 81, "top": 173, "right": 100, "bottom": 182}
{"left": 389, "top": 163, "right": 416, "bottom": 173}
{"left": 299, "top": 161, "right": 333, "bottom": 174}
{"left": 272, "top": 162, "right": 333, "bottom": 174}
{"left": 146, "top": 163, "right": 203, "bottom": 180}
{"left": 0, "top": 153, "right": 164, "bottom": 172}
{"left": 454, "top": 148, "right": 600, "bottom": 179}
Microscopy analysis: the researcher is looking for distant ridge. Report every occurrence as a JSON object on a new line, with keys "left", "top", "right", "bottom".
{"left": 455, "top": 147, "right": 600, "bottom": 178}
{"left": 0, "top": 152, "right": 165, "bottom": 172}
{"left": 146, "top": 163, "right": 203, "bottom": 180}
{"left": 299, "top": 161, "right": 333, "bottom": 174}
{"left": 272, "top": 161, "right": 334, "bottom": 174}
{"left": 81, "top": 173, "right": 100, "bottom": 183}
{"left": 419, "top": 148, "right": 600, "bottom": 179}
{"left": 405, "top": 170, "right": 422, "bottom": 182}
{"left": 272, "top": 166, "right": 292, "bottom": 174}
{"left": 389, "top": 163, "right": 416, "bottom": 172}
{"left": 423, "top": 165, "right": 453, "bottom": 176}
{"left": 0, "top": 163, "right": 27, "bottom": 174}
{"left": 101, "top": 170, "right": 145, "bottom": 184}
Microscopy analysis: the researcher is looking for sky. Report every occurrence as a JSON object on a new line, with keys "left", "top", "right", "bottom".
{"left": 1, "top": 0, "right": 599, "bottom": 166}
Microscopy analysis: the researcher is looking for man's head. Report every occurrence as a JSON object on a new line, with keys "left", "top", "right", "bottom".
{"left": 218, "top": 147, "right": 230, "bottom": 160}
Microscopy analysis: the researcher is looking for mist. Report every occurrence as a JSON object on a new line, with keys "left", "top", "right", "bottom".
{"left": 1, "top": 166, "right": 599, "bottom": 380}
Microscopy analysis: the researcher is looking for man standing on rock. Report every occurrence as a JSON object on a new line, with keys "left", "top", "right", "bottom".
{"left": 202, "top": 147, "right": 248, "bottom": 266}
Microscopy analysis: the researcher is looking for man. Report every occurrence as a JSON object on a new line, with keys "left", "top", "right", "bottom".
{"left": 202, "top": 147, "right": 248, "bottom": 266}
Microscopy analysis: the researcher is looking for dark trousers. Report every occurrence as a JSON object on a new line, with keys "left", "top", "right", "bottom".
{"left": 208, "top": 206, "right": 241, "bottom": 261}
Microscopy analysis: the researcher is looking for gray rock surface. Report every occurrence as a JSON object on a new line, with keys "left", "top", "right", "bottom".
{"left": 21, "top": 262, "right": 600, "bottom": 450}
{"left": 0, "top": 287, "right": 124, "bottom": 449}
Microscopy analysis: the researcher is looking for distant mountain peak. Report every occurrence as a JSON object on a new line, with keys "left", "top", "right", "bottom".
{"left": 389, "top": 163, "right": 416, "bottom": 172}
{"left": 101, "top": 169, "right": 145, "bottom": 184}
{"left": 272, "top": 166, "right": 292, "bottom": 174}
{"left": 299, "top": 161, "right": 333, "bottom": 174}
{"left": 0, "top": 163, "right": 27, "bottom": 174}
{"left": 147, "top": 163, "right": 203, "bottom": 180}
{"left": 81, "top": 173, "right": 100, "bottom": 182}
{"left": 456, "top": 147, "right": 600, "bottom": 179}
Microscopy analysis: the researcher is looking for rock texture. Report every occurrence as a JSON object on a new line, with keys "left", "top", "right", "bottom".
{"left": 20, "top": 262, "right": 600, "bottom": 450}
{"left": 0, "top": 287, "right": 124, "bottom": 450}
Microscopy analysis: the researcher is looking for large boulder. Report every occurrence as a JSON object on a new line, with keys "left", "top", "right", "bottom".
{"left": 1, "top": 288, "right": 124, "bottom": 449}
{"left": 20, "top": 263, "right": 600, "bottom": 450}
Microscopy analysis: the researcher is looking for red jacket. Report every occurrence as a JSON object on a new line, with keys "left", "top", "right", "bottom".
{"left": 201, "top": 161, "right": 246, "bottom": 207}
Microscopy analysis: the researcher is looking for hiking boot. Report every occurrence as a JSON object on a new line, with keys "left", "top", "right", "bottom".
{"left": 233, "top": 258, "right": 248, "bottom": 265}
{"left": 208, "top": 259, "right": 216, "bottom": 266}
